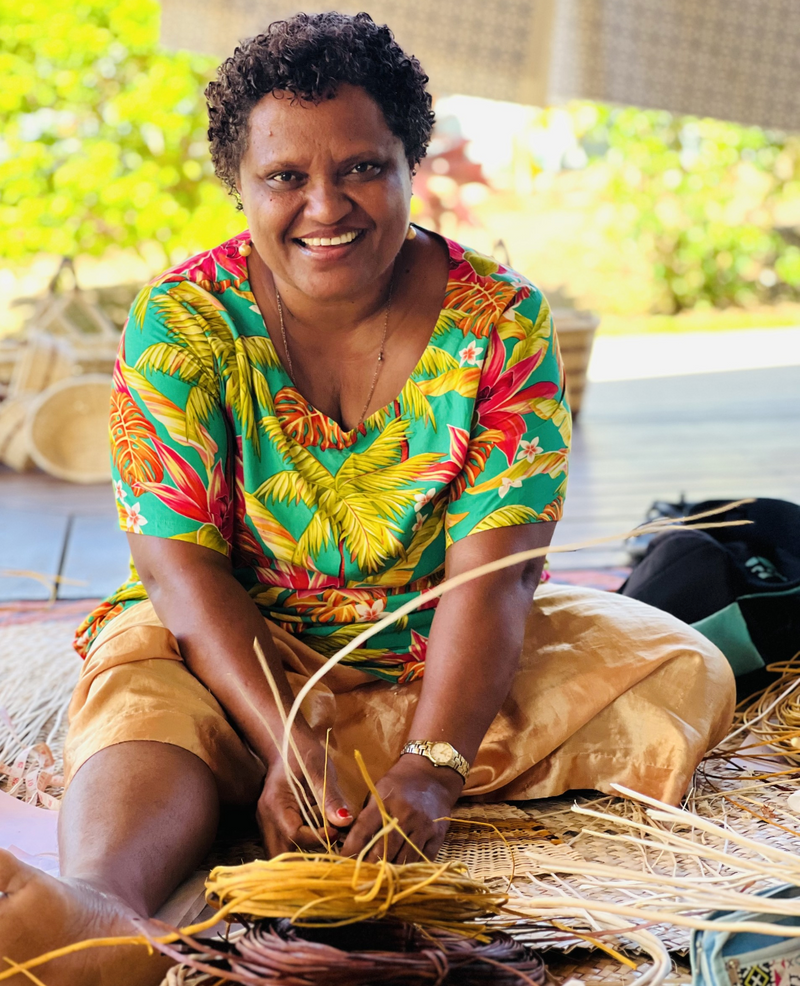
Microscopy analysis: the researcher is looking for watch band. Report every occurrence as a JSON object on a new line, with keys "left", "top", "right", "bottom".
{"left": 401, "top": 740, "right": 470, "bottom": 782}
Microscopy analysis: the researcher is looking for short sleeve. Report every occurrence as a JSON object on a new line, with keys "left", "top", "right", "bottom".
{"left": 445, "top": 285, "right": 571, "bottom": 545}
{"left": 109, "top": 281, "right": 233, "bottom": 557}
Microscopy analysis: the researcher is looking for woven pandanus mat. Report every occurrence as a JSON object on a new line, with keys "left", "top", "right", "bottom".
{"left": 3, "top": 617, "right": 799, "bottom": 960}
{"left": 439, "top": 800, "right": 584, "bottom": 878}
{"left": 488, "top": 754, "right": 800, "bottom": 954}
{"left": 0, "top": 617, "right": 80, "bottom": 807}
{"left": 546, "top": 950, "right": 692, "bottom": 986}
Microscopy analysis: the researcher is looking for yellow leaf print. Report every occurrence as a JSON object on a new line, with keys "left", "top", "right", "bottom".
{"left": 300, "top": 625, "right": 391, "bottom": 662}
{"left": 506, "top": 300, "right": 552, "bottom": 369}
{"left": 361, "top": 499, "right": 446, "bottom": 587}
{"left": 463, "top": 250, "right": 500, "bottom": 277}
{"left": 244, "top": 491, "right": 307, "bottom": 565}
{"left": 528, "top": 396, "right": 572, "bottom": 446}
{"left": 471, "top": 505, "right": 541, "bottom": 532}
{"left": 145, "top": 282, "right": 274, "bottom": 455}
{"left": 416, "top": 366, "right": 481, "bottom": 399}
{"left": 497, "top": 315, "right": 527, "bottom": 343}
{"left": 415, "top": 346, "right": 459, "bottom": 376}
{"left": 257, "top": 418, "right": 449, "bottom": 573}
{"left": 399, "top": 378, "right": 435, "bottom": 427}
{"left": 172, "top": 523, "right": 229, "bottom": 555}
{"left": 467, "top": 448, "right": 569, "bottom": 496}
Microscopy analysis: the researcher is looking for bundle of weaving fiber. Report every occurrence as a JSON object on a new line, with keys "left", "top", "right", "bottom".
{"left": 203, "top": 853, "right": 508, "bottom": 933}
{"left": 159, "top": 918, "right": 547, "bottom": 986}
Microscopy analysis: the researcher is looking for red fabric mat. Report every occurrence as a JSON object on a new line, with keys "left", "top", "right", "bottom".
{"left": 0, "top": 599, "right": 100, "bottom": 627}
{"left": 547, "top": 569, "right": 630, "bottom": 592}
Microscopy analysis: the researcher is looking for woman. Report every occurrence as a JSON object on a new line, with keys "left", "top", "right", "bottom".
{"left": 0, "top": 13, "right": 735, "bottom": 984}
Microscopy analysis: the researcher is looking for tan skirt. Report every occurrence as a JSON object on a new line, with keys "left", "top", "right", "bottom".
{"left": 65, "top": 584, "right": 735, "bottom": 808}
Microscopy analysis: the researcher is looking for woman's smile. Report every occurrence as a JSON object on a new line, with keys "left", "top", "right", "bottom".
{"left": 293, "top": 226, "right": 366, "bottom": 254}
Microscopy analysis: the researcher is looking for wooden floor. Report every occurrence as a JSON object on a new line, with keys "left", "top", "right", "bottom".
{"left": 550, "top": 363, "right": 800, "bottom": 566}
{"left": 1, "top": 363, "right": 798, "bottom": 599}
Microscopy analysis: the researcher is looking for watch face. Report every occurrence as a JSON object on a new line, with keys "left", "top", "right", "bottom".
{"left": 430, "top": 742, "right": 451, "bottom": 764}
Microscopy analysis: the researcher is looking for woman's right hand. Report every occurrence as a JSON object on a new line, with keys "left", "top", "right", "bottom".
{"left": 256, "top": 733, "right": 355, "bottom": 857}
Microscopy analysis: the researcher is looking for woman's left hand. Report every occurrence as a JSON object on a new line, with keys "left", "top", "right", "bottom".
{"left": 340, "top": 756, "right": 464, "bottom": 863}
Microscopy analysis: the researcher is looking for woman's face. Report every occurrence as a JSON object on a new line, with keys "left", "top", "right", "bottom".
{"left": 237, "top": 83, "right": 414, "bottom": 303}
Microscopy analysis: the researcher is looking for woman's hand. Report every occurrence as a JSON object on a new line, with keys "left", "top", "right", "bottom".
{"left": 257, "top": 733, "right": 355, "bottom": 858}
{"left": 340, "top": 756, "right": 463, "bottom": 864}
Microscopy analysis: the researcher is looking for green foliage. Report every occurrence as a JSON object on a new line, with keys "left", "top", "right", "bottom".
{"left": 575, "top": 105, "right": 800, "bottom": 312}
{"left": 4, "top": 0, "right": 800, "bottom": 318}
{"left": 0, "top": 0, "right": 242, "bottom": 263}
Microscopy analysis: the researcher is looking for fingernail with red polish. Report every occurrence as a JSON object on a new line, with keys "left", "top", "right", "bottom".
{"left": 336, "top": 808, "right": 353, "bottom": 820}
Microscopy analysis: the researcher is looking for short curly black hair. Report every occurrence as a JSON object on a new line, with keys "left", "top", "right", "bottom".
{"left": 205, "top": 12, "right": 434, "bottom": 203}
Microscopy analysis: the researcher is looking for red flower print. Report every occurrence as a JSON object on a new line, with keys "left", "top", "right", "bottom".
{"left": 474, "top": 329, "right": 559, "bottom": 466}
{"left": 139, "top": 437, "right": 233, "bottom": 545}
{"left": 161, "top": 233, "right": 249, "bottom": 294}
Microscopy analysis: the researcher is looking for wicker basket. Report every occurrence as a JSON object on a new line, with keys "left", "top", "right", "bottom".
{"left": 25, "top": 374, "right": 112, "bottom": 484}
{"left": 8, "top": 333, "right": 75, "bottom": 399}
{"left": 552, "top": 308, "right": 599, "bottom": 418}
{"left": 0, "top": 396, "right": 35, "bottom": 472}
{"left": 0, "top": 340, "right": 22, "bottom": 392}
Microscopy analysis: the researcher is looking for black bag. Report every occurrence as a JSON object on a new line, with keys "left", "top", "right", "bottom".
{"left": 620, "top": 498, "right": 800, "bottom": 680}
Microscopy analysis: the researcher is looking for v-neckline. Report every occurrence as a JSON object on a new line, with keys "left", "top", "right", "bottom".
{"left": 248, "top": 233, "right": 461, "bottom": 440}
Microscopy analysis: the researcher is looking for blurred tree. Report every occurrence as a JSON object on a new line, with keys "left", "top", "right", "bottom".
{"left": 576, "top": 105, "right": 800, "bottom": 312}
{"left": 0, "top": 0, "right": 242, "bottom": 265}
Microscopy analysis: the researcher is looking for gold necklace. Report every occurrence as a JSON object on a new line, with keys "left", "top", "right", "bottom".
{"left": 275, "top": 280, "right": 394, "bottom": 428}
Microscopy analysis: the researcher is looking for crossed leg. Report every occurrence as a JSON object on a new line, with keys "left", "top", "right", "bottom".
{"left": 0, "top": 741, "right": 218, "bottom": 985}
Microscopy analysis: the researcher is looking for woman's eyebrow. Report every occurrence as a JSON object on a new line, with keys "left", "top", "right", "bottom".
{"left": 338, "top": 149, "right": 388, "bottom": 166}
{"left": 259, "top": 160, "right": 305, "bottom": 173}
{"left": 256, "top": 150, "right": 389, "bottom": 177}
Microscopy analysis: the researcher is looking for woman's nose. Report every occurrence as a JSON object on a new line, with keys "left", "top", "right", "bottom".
{"left": 303, "top": 178, "right": 353, "bottom": 225}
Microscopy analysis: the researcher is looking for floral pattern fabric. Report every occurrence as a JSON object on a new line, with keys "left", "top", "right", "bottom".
{"left": 75, "top": 232, "right": 571, "bottom": 682}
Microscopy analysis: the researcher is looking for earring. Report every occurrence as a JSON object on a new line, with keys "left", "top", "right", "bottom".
{"left": 405, "top": 224, "right": 417, "bottom": 241}
{"left": 238, "top": 239, "right": 252, "bottom": 257}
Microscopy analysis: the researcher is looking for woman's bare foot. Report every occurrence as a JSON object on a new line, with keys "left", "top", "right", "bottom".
{"left": 0, "top": 849, "right": 174, "bottom": 985}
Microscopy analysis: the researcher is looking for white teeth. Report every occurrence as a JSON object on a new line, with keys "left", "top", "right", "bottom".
{"left": 300, "top": 231, "right": 359, "bottom": 247}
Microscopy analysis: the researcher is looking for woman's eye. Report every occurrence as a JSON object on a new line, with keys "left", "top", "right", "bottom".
{"left": 268, "top": 171, "right": 301, "bottom": 185}
{"left": 349, "top": 162, "right": 380, "bottom": 176}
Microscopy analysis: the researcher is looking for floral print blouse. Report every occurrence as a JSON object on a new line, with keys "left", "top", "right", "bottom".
{"left": 74, "top": 231, "right": 571, "bottom": 683}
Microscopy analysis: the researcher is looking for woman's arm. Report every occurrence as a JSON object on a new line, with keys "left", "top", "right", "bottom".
{"left": 408, "top": 521, "right": 555, "bottom": 762}
{"left": 128, "top": 534, "right": 354, "bottom": 855}
{"left": 342, "top": 520, "right": 555, "bottom": 862}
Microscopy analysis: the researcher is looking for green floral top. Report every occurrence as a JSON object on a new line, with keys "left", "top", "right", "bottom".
{"left": 74, "top": 231, "right": 571, "bottom": 682}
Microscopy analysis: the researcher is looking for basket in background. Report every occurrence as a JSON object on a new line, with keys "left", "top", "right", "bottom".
{"left": 25, "top": 374, "right": 112, "bottom": 484}
{"left": 0, "top": 396, "right": 35, "bottom": 472}
{"left": 552, "top": 308, "right": 599, "bottom": 418}
{"left": 7, "top": 333, "right": 76, "bottom": 399}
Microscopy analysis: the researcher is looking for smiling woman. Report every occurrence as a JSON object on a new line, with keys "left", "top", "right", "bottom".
{"left": 0, "top": 13, "right": 737, "bottom": 984}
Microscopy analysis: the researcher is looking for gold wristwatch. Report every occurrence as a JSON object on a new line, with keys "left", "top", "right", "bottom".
{"left": 401, "top": 740, "right": 470, "bottom": 782}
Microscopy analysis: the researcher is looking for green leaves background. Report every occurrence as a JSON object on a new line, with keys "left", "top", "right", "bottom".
{"left": 0, "top": 0, "right": 242, "bottom": 263}
{"left": 2, "top": 0, "right": 799, "bottom": 315}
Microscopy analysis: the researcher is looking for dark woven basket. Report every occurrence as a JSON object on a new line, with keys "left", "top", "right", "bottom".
{"left": 157, "top": 919, "right": 547, "bottom": 986}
